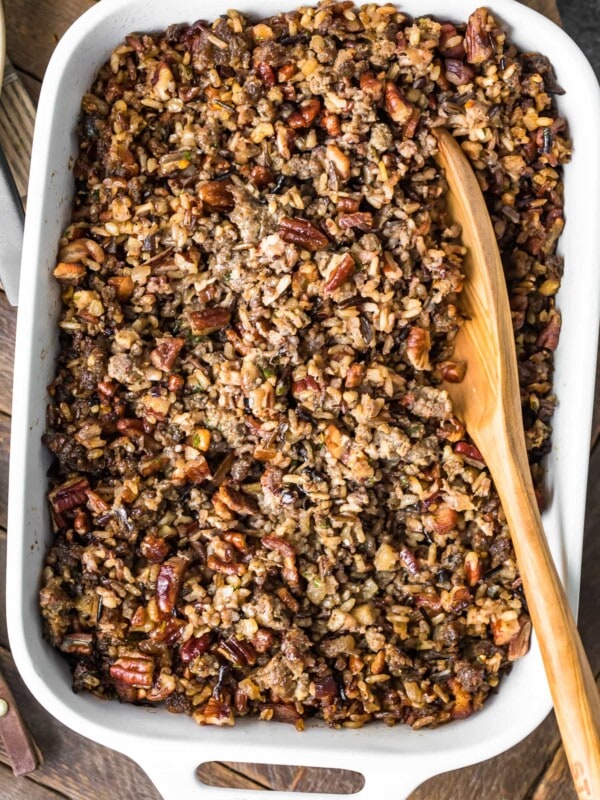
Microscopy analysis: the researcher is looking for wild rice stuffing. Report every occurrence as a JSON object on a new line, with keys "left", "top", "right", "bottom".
{"left": 40, "top": 2, "right": 571, "bottom": 730}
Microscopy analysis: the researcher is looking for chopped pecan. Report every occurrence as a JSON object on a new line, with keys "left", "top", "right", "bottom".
{"left": 449, "top": 678, "right": 473, "bottom": 720}
{"left": 508, "top": 615, "right": 532, "bottom": 661}
{"left": 110, "top": 655, "right": 154, "bottom": 688}
{"left": 108, "top": 275, "right": 135, "bottom": 302}
{"left": 336, "top": 196, "right": 360, "bottom": 213}
{"left": 262, "top": 535, "right": 299, "bottom": 587}
{"left": 399, "top": 546, "right": 419, "bottom": 576}
{"left": 359, "top": 71, "right": 383, "bottom": 102}
{"left": 59, "top": 632, "right": 93, "bottom": 656}
{"left": 156, "top": 556, "right": 188, "bottom": 615}
{"left": 197, "top": 696, "right": 235, "bottom": 726}
{"left": 167, "top": 374, "right": 185, "bottom": 393}
{"left": 326, "top": 144, "right": 350, "bottom": 179}
{"left": 454, "top": 441, "right": 485, "bottom": 466}
{"left": 53, "top": 262, "right": 86, "bottom": 284}
{"left": 464, "top": 551, "right": 481, "bottom": 586}
{"left": 288, "top": 98, "right": 321, "bottom": 129}
{"left": 116, "top": 418, "right": 144, "bottom": 437}
{"left": 313, "top": 675, "right": 338, "bottom": 702}
{"left": 439, "top": 360, "right": 466, "bottom": 383}
{"left": 406, "top": 327, "right": 431, "bottom": 370}
{"left": 150, "top": 337, "right": 185, "bottom": 371}
{"left": 252, "top": 628, "right": 274, "bottom": 653}
{"left": 207, "top": 554, "right": 246, "bottom": 576}
{"left": 536, "top": 309, "right": 561, "bottom": 351}
{"left": 141, "top": 534, "right": 170, "bottom": 563}
{"left": 445, "top": 585, "right": 472, "bottom": 613}
{"left": 429, "top": 506, "right": 458, "bottom": 535}
{"left": 59, "top": 237, "right": 105, "bottom": 265}
{"left": 439, "top": 24, "right": 465, "bottom": 59}
{"left": 242, "top": 165, "right": 273, "bottom": 188}
{"left": 180, "top": 633, "right": 212, "bottom": 663}
{"left": 217, "top": 635, "right": 257, "bottom": 667}
{"left": 338, "top": 212, "right": 374, "bottom": 231}
{"left": 190, "top": 307, "right": 231, "bottom": 334}
{"left": 384, "top": 81, "right": 413, "bottom": 125}
{"left": 345, "top": 363, "right": 365, "bottom": 388}
{"left": 199, "top": 180, "right": 235, "bottom": 212}
{"left": 491, "top": 616, "right": 521, "bottom": 646}
{"left": 255, "top": 61, "right": 276, "bottom": 88}
{"left": 445, "top": 59, "right": 476, "bottom": 86}
{"left": 216, "top": 484, "right": 259, "bottom": 516}
{"left": 279, "top": 216, "right": 329, "bottom": 252}
{"left": 86, "top": 489, "right": 110, "bottom": 514}
{"left": 181, "top": 457, "right": 212, "bottom": 484}
{"left": 276, "top": 586, "right": 300, "bottom": 613}
{"left": 321, "top": 113, "right": 341, "bottom": 136}
{"left": 323, "top": 253, "right": 356, "bottom": 295}
{"left": 465, "top": 8, "right": 494, "bottom": 64}
{"left": 49, "top": 477, "right": 90, "bottom": 515}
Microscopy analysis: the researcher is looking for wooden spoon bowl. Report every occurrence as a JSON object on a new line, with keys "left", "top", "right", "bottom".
{"left": 433, "top": 127, "right": 600, "bottom": 800}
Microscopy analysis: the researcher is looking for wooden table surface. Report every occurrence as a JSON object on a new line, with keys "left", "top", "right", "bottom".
{"left": 0, "top": 0, "right": 598, "bottom": 797}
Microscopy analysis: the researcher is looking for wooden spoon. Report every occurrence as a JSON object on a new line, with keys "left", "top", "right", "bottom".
{"left": 433, "top": 127, "right": 600, "bottom": 800}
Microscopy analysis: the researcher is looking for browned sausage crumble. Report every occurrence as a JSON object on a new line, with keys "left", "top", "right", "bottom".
{"left": 40, "top": 2, "right": 570, "bottom": 730}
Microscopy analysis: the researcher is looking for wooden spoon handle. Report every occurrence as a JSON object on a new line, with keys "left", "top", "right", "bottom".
{"left": 489, "top": 441, "right": 600, "bottom": 800}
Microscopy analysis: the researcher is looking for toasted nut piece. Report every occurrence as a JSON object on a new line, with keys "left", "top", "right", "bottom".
{"left": 59, "top": 633, "right": 93, "bottom": 656}
{"left": 152, "top": 61, "right": 176, "bottom": 102}
{"left": 491, "top": 616, "right": 521, "bottom": 646}
{"left": 216, "top": 484, "right": 259, "bottom": 515}
{"left": 439, "top": 360, "right": 466, "bottom": 383}
{"left": 150, "top": 337, "right": 185, "bottom": 371}
{"left": 449, "top": 678, "right": 473, "bottom": 719}
{"left": 336, "top": 196, "right": 360, "bottom": 213}
{"left": 167, "top": 374, "right": 185, "bottom": 392}
{"left": 326, "top": 144, "right": 350, "bottom": 179}
{"left": 325, "top": 423, "right": 349, "bottom": 460}
{"left": 199, "top": 180, "right": 234, "bottom": 212}
{"left": 110, "top": 656, "right": 154, "bottom": 688}
{"left": 359, "top": 71, "right": 383, "bottom": 102}
{"left": 53, "top": 262, "right": 86, "bottom": 284}
{"left": 196, "top": 697, "right": 235, "bottom": 727}
{"left": 439, "top": 23, "right": 465, "bottom": 59}
{"left": 465, "top": 7, "right": 494, "bottom": 64}
{"left": 444, "top": 585, "right": 472, "bottom": 613}
{"left": 313, "top": 675, "right": 339, "bottom": 700}
{"left": 445, "top": 59, "right": 476, "bottom": 86}
{"left": 181, "top": 457, "right": 212, "bottom": 484}
{"left": 323, "top": 253, "right": 356, "bottom": 295}
{"left": 255, "top": 61, "right": 276, "bottom": 88}
{"left": 192, "top": 428, "right": 211, "bottom": 452}
{"left": 507, "top": 615, "right": 532, "bottom": 661}
{"left": 207, "top": 554, "right": 246, "bottom": 576}
{"left": 345, "top": 363, "right": 365, "bottom": 388}
{"left": 338, "top": 212, "right": 374, "bottom": 231}
{"left": 321, "top": 113, "right": 341, "bottom": 136}
{"left": 180, "top": 633, "right": 212, "bottom": 663}
{"left": 156, "top": 556, "right": 188, "bottom": 615}
{"left": 217, "top": 635, "right": 257, "bottom": 666}
{"left": 464, "top": 551, "right": 481, "bottom": 586}
{"left": 384, "top": 81, "right": 413, "bottom": 125}
{"left": 429, "top": 506, "right": 458, "bottom": 535}
{"left": 59, "top": 237, "right": 105, "bottom": 264}
{"left": 536, "top": 309, "right": 561, "bottom": 351}
{"left": 288, "top": 98, "right": 321, "bottom": 129}
{"left": 108, "top": 275, "right": 135, "bottom": 301}
{"left": 48, "top": 477, "right": 90, "bottom": 515}
{"left": 279, "top": 216, "right": 329, "bottom": 252}
{"left": 374, "top": 542, "right": 398, "bottom": 572}
{"left": 454, "top": 441, "right": 485, "bottom": 466}
{"left": 190, "top": 307, "right": 231, "bottom": 334}
{"left": 399, "top": 546, "right": 419, "bottom": 576}
{"left": 406, "top": 327, "right": 431, "bottom": 370}
{"left": 141, "top": 534, "right": 170, "bottom": 563}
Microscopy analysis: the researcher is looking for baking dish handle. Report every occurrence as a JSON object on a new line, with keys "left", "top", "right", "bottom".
{"left": 138, "top": 748, "right": 426, "bottom": 800}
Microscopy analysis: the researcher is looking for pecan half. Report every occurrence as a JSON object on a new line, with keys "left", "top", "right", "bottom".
{"left": 156, "top": 556, "right": 188, "bottom": 615}
{"left": 180, "top": 633, "right": 212, "bottom": 663}
{"left": 53, "top": 262, "right": 86, "bottom": 284}
{"left": 338, "top": 212, "right": 374, "bottom": 231}
{"left": 262, "top": 535, "right": 299, "bottom": 587}
{"left": 464, "top": 551, "right": 481, "bottom": 586}
{"left": 405, "top": 327, "right": 431, "bottom": 370}
{"left": 323, "top": 253, "right": 356, "bottom": 295}
{"left": 345, "top": 363, "right": 365, "bottom": 388}
{"left": 141, "top": 534, "right": 170, "bottom": 563}
{"left": 439, "top": 360, "right": 466, "bottom": 383}
{"left": 110, "top": 655, "right": 154, "bottom": 688}
{"left": 507, "top": 615, "right": 532, "bottom": 661}
{"left": 279, "top": 216, "right": 329, "bottom": 252}
{"left": 384, "top": 81, "right": 413, "bottom": 125}
{"left": 108, "top": 275, "right": 135, "bottom": 301}
{"left": 190, "top": 307, "right": 231, "bottom": 334}
{"left": 454, "top": 441, "right": 485, "bottom": 466}
{"left": 465, "top": 8, "right": 494, "bottom": 65}
{"left": 255, "top": 61, "right": 276, "bottom": 88}
{"left": 217, "top": 635, "right": 257, "bottom": 667}
{"left": 288, "top": 98, "right": 321, "bottom": 129}
{"left": 199, "top": 180, "right": 235, "bottom": 212}
{"left": 313, "top": 675, "right": 338, "bottom": 702}
{"left": 359, "top": 71, "right": 383, "bottom": 102}
{"left": 197, "top": 696, "right": 235, "bottom": 726}
{"left": 49, "top": 477, "right": 90, "bottom": 515}
{"left": 150, "top": 337, "right": 185, "bottom": 371}
{"left": 216, "top": 484, "right": 259, "bottom": 515}
{"left": 321, "top": 113, "right": 341, "bottom": 136}
{"left": 445, "top": 59, "right": 476, "bottom": 86}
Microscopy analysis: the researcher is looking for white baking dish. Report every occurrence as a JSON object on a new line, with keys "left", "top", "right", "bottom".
{"left": 7, "top": 1, "right": 600, "bottom": 797}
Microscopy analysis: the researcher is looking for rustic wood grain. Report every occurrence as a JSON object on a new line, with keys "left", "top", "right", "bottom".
{"left": 13, "top": 70, "right": 41, "bottom": 105}
{"left": 0, "top": 291, "right": 16, "bottom": 416}
{"left": 7, "top": 0, "right": 600, "bottom": 799}
{"left": 197, "top": 762, "right": 270, "bottom": 790}
{"left": 0, "top": 648, "right": 161, "bottom": 800}
{"left": 4, "top": 0, "right": 97, "bottom": 83}
{"left": 0, "top": 762, "right": 66, "bottom": 800}
{"left": 0, "top": 64, "right": 35, "bottom": 201}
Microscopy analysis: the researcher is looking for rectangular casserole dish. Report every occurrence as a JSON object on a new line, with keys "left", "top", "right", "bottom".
{"left": 6, "top": 1, "right": 600, "bottom": 797}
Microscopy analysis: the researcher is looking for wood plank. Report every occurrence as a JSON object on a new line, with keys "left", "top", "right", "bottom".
{"left": 13, "top": 70, "right": 41, "bottom": 105}
{"left": 0, "top": 291, "right": 17, "bottom": 416}
{"left": 4, "top": 0, "right": 97, "bottom": 83}
{"left": 0, "top": 647, "right": 161, "bottom": 800}
{"left": 0, "top": 761, "right": 67, "bottom": 800}
{"left": 519, "top": 0, "right": 562, "bottom": 26}
{"left": 0, "top": 413, "right": 10, "bottom": 530}
{"left": 591, "top": 348, "right": 600, "bottom": 451}
{"left": 197, "top": 762, "right": 269, "bottom": 791}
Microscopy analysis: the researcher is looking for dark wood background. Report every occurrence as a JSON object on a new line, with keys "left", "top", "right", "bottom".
{"left": 0, "top": 0, "right": 598, "bottom": 797}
